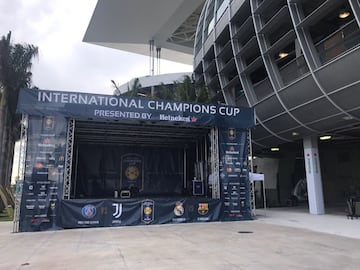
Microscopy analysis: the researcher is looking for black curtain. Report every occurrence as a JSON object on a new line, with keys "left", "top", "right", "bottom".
{"left": 74, "top": 144, "right": 185, "bottom": 198}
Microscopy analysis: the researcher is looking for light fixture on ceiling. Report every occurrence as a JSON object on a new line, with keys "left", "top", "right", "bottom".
{"left": 292, "top": 132, "right": 299, "bottom": 136}
{"left": 338, "top": 9, "right": 350, "bottom": 19}
{"left": 319, "top": 135, "right": 332, "bottom": 141}
{"left": 270, "top": 147, "right": 280, "bottom": 152}
{"left": 343, "top": 115, "right": 353, "bottom": 120}
{"left": 278, "top": 52, "right": 288, "bottom": 59}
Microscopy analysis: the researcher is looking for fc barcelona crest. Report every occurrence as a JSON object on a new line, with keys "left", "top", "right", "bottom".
{"left": 141, "top": 199, "right": 154, "bottom": 224}
{"left": 198, "top": 203, "right": 209, "bottom": 216}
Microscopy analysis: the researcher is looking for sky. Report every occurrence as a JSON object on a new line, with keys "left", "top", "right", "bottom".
{"left": 0, "top": 0, "right": 193, "bottom": 95}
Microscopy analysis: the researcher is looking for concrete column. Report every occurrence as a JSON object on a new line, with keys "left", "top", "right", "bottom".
{"left": 303, "top": 137, "right": 325, "bottom": 214}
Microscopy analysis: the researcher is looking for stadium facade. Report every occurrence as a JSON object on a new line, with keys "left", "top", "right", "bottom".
{"left": 84, "top": 0, "right": 360, "bottom": 214}
{"left": 193, "top": 0, "right": 360, "bottom": 150}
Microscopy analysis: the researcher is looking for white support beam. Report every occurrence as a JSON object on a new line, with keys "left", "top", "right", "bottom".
{"left": 303, "top": 136, "right": 325, "bottom": 215}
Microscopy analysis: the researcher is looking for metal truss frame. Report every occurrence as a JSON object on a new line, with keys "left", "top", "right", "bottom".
{"left": 210, "top": 127, "right": 220, "bottom": 199}
{"left": 63, "top": 118, "right": 75, "bottom": 200}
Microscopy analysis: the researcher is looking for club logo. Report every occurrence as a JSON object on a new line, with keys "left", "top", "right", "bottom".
{"left": 228, "top": 128, "right": 236, "bottom": 140}
{"left": 43, "top": 116, "right": 55, "bottom": 130}
{"left": 50, "top": 202, "right": 56, "bottom": 210}
{"left": 198, "top": 203, "right": 209, "bottom": 216}
{"left": 141, "top": 199, "right": 154, "bottom": 224}
{"left": 174, "top": 202, "right": 184, "bottom": 217}
{"left": 35, "top": 163, "right": 44, "bottom": 169}
{"left": 112, "top": 203, "right": 123, "bottom": 218}
{"left": 81, "top": 204, "right": 97, "bottom": 219}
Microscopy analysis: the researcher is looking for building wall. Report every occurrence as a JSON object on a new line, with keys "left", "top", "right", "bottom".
{"left": 320, "top": 143, "right": 360, "bottom": 204}
{"left": 194, "top": 0, "right": 360, "bottom": 149}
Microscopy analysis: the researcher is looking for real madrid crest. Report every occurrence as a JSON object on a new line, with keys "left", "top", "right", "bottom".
{"left": 174, "top": 202, "right": 184, "bottom": 217}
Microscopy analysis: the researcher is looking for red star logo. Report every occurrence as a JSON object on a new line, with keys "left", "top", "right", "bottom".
{"left": 191, "top": 116, "right": 198, "bottom": 122}
{"left": 43, "top": 138, "right": 50, "bottom": 144}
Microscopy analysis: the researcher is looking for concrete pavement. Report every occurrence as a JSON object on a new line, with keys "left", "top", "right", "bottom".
{"left": 0, "top": 209, "right": 359, "bottom": 270}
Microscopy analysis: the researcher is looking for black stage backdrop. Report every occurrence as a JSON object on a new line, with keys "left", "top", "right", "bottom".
{"left": 75, "top": 144, "right": 186, "bottom": 198}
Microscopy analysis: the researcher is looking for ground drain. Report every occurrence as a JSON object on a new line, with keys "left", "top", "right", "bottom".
{"left": 238, "top": 231, "right": 253, "bottom": 234}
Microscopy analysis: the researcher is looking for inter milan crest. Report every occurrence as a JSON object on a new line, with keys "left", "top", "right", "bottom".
{"left": 121, "top": 154, "right": 144, "bottom": 191}
{"left": 141, "top": 199, "right": 154, "bottom": 224}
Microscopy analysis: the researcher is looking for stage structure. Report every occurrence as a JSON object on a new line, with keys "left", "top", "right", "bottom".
{"left": 14, "top": 88, "right": 255, "bottom": 232}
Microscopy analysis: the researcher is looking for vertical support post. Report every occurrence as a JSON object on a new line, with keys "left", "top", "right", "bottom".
{"left": 183, "top": 148, "right": 187, "bottom": 189}
{"left": 149, "top": 40, "right": 155, "bottom": 76}
{"left": 73, "top": 146, "right": 79, "bottom": 198}
{"left": 303, "top": 136, "right": 325, "bottom": 214}
{"left": 210, "top": 128, "right": 220, "bottom": 199}
{"left": 13, "top": 114, "right": 28, "bottom": 233}
{"left": 63, "top": 119, "right": 75, "bottom": 200}
{"left": 248, "top": 129, "right": 256, "bottom": 216}
{"left": 156, "top": 47, "right": 161, "bottom": 75}
{"left": 204, "top": 134, "right": 208, "bottom": 195}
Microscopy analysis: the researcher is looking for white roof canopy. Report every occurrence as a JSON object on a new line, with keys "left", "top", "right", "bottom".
{"left": 83, "top": 0, "right": 205, "bottom": 64}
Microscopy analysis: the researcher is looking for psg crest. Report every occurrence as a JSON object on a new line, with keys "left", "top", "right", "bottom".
{"left": 81, "top": 204, "right": 97, "bottom": 219}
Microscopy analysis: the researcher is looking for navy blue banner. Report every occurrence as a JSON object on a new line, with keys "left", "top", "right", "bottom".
{"left": 61, "top": 198, "right": 223, "bottom": 228}
{"left": 17, "top": 88, "right": 255, "bottom": 128}
{"left": 219, "top": 128, "right": 251, "bottom": 221}
{"left": 19, "top": 115, "right": 67, "bottom": 232}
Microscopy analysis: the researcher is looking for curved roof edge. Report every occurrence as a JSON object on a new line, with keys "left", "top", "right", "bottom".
{"left": 83, "top": 0, "right": 205, "bottom": 65}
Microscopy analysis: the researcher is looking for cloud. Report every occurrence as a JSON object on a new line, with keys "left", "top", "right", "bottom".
{"left": 0, "top": 0, "right": 192, "bottom": 94}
